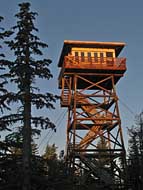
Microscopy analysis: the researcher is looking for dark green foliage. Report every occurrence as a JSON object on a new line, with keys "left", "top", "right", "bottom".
{"left": 0, "top": 16, "right": 12, "bottom": 115}
{"left": 0, "top": 16, "right": 13, "bottom": 158}
{"left": 127, "top": 112, "right": 143, "bottom": 190}
{"left": 0, "top": 154, "right": 49, "bottom": 190}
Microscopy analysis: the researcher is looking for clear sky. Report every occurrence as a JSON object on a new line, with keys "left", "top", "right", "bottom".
{"left": 0, "top": 0, "right": 143, "bottom": 154}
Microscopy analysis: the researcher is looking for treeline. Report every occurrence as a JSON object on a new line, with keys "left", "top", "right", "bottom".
{"left": 127, "top": 112, "right": 143, "bottom": 190}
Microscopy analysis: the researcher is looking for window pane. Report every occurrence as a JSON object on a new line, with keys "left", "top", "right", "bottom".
{"left": 81, "top": 52, "right": 84, "bottom": 62}
{"left": 81, "top": 52, "right": 84, "bottom": 57}
{"left": 75, "top": 52, "right": 78, "bottom": 57}
{"left": 94, "top": 52, "right": 98, "bottom": 62}
{"left": 100, "top": 52, "right": 104, "bottom": 57}
{"left": 106, "top": 52, "right": 113, "bottom": 57}
{"left": 75, "top": 52, "right": 79, "bottom": 62}
{"left": 100, "top": 53, "right": 104, "bottom": 63}
{"left": 88, "top": 52, "right": 91, "bottom": 62}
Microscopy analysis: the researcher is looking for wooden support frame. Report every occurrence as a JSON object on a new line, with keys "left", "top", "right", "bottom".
{"left": 62, "top": 73, "right": 127, "bottom": 189}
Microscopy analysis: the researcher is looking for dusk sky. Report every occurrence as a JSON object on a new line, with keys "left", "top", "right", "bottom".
{"left": 0, "top": 0, "right": 143, "bottom": 154}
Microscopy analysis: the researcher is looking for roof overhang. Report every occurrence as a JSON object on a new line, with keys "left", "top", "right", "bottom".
{"left": 58, "top": 40, "right": 126, "bottom": 67}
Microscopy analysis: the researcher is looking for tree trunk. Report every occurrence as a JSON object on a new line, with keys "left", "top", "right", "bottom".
{"left": 22, "top": 87, "right": 31, "bottom": 190}
{"left": 22, "top": 49, "right": 32, "bottom": 190}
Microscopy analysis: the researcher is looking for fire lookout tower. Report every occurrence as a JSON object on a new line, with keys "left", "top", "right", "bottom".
{"left": 58, "top": 40, "right": 127, "bottom": 189}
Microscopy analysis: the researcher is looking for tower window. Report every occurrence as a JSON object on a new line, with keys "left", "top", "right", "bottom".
{"left": 94, "top": 52, "right": 98, "bottom": 62}
{"left": 106, "top": 52, "right": 113, "bottom": 66}
{"left": 100, "top": 52, "right": 104, "bottom": 57}
{"left": 106, "top": 52, "right": 113, "bottom": 57}
{"left": 100, "top": 52, "right": 104, "bottom": 63}
{"left": 81, "top": 52, "right": 84, "bottom": 62}
{"left": 75, "top": 52, "right": 79, "bottom": 62}
{"left": 87, "top": 52, "right": 91, "bottom": 62}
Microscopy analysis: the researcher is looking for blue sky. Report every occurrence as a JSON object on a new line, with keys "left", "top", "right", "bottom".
{"left": 0, "top": 0, "right": 143, "bottom": 154}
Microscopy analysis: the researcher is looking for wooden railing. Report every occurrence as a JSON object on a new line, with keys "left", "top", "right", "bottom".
{"left": 58, "top": 55, "right": 126, "bottom": 84}
{"left": 63, "top": 56, "right": 126, "bottom": 70}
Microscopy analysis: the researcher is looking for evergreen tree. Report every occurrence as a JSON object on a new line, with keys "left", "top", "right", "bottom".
{"left": 127, "top": 112, "right": 143, "bottom": 190}
{"left": 4, "top": 2, "right": 58, "bottom": 190}
{"left": 42, "top": 144, "right": 67, "bottom": 188}
{"left": 43, "top": 143, "right": 58, "bottom": 160}
{"left": 96, "top": 135, "right": 110, "bottom": 166}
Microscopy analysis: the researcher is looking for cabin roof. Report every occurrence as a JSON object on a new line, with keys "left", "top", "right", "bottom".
{"left": 58, "top": 40, "right": 126, "bottom": 67}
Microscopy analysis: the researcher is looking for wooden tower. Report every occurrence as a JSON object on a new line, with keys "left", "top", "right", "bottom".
{"left": 58, "top": 40, "right": 127, "bottom": 189}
